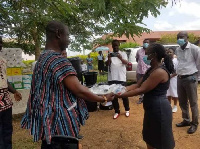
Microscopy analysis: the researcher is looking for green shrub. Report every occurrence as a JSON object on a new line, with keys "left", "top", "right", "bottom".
{"left": 23, "top": 60, "right": 35, "bottom": 67}
{"left": 119, "top": 42, "right": 140, "bottom": 50}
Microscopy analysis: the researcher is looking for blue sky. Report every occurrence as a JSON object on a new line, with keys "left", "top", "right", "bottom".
{"left": 143, "top": 0, "right": 200, "bottom": 31}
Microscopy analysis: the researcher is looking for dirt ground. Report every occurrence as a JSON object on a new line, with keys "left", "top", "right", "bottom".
{"left": 79, "top": 86, "right": 200, "bottom": 149}
{"left": 13, "top": 86, "right": 200, "bottom": 149}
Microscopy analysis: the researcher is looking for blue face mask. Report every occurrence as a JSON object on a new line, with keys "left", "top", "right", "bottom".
{"left": 143, "top": 43, "right": 149, "bottom": 49}
{"left": 177, "top": 39, "right": 186, "bottom": 46}
{"left": 143, "top": 55, "right": 151, "bottom": 65}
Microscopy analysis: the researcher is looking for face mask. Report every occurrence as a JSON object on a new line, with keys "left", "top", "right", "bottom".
{"left": 143, "top": 43, "right": 149, "bottom": 49}
{"left": 177, "top": 39, "right": 186, "bottom": 46}
{"left": 143, "top": 55, "right": 151, "bottom": 65}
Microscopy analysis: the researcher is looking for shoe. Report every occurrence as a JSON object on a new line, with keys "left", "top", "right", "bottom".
{"left": 113, "top": 113, "right": 120, "bottom": 119}
{"left": 176, "top": 120, "right": 190, "bottom": 127}
{"left": 137, "top": 97, "right": 143, "bottom": 104}
{"left": 172, "top": 105, "right": 177, "bottom": 113}
{"left": 187, "top": 125, "right": 198, "bottom": 134}
{"left": 125, "top": 111, "right": 130, "bottom": 117}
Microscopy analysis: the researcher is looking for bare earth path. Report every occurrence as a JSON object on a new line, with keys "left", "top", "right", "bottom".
{"left": 13, "top": 86, "right": 200, "bottom": 149}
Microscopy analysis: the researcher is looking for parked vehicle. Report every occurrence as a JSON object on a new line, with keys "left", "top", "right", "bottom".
{"left": 124, "top": 44, "right": 180, "bottom": 82}
{"left": 163, "top": 44, "right": 179, "bottom": 50}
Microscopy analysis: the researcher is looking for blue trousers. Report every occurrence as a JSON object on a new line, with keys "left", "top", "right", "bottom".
{"left": 0, "top": 107, "right": 13, "bottom": 149}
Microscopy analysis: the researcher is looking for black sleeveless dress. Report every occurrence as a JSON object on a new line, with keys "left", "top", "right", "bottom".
{"left": 142, "top": 66, "right": 175, "bottom": 149}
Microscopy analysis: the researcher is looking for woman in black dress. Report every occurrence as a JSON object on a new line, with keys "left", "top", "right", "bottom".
{"left": 116, "top": 43, "right": 175, "bottom": 149}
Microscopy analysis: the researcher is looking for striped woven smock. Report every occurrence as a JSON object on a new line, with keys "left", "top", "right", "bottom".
{"left": 21, "top": 50, "right": 89, "bottom": 144}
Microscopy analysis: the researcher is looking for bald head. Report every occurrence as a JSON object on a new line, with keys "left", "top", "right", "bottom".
{"left": 46, "top": 21, "right": 67, "bottom": 40}
{"left": 177, "top": 31, "right": 188, "bottom": 45}
{"left": 177, "top": 31, "right": 188, "bottom": 39}
{"left": 45, "top": 21, "right": 70, "bottom": 51}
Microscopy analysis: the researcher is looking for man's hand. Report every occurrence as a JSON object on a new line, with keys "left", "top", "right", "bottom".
{"left": 108, "top": 53, "right": 112, "bottom": 59}
{"left": 14, "top": 91, "right": 22, "bottom": 101}
{"left": 117, "top": 53, "right": 123, "bottom": 60}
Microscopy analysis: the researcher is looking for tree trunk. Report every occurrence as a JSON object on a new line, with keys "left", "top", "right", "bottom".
{"left": 32, "top": 28, "right": 41, "bottom": 60}
{"left": 35, "top": 44, "right": 40, "bottom": 60}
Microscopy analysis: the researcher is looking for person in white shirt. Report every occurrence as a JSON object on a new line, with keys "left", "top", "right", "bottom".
{"left": 175, "top": 31, "right": 200, "bottom": 134}
{"left": 0, "top": 36, "right": 22, "bottom": 149}
{"left": 166, "top": 47, "right": 178, "bottom": 113}
{"left": 105, "top": 40, "right": 130, "bottom": 119}
{"left": 81, "top": 60, "right": 87, "bottom": 72}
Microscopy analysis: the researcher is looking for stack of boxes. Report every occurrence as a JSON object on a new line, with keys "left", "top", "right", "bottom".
{"left": 1, "top": 48, "right": 32, "bottom": 89}
{"left": 22, "top": 75, "right": 32, "bottom": 89}
{"left": 7, "top": 67, "right": 23, "bottom": 89}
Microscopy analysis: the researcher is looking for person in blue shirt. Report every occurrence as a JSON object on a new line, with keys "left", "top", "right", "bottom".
{"left": 86, "top": 54, "right": 93, "bottom": 72}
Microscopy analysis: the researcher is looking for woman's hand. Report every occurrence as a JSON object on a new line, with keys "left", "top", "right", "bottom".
{"left": 105, "top": 93, "right": 115, "bottom": 102}
{"left": 14, "top": 91, "right": 22, "bottom": 101}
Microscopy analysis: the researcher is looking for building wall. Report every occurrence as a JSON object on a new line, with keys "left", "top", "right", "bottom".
{"left": 101, "top": 30, "right": 200, "bottom": 51}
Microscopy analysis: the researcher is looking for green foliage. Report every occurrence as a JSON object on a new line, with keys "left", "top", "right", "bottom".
{"left": 157, "top": 33, "right": 199, "bottom": 44}
{"left": 119, "top": 42, "right": 140, "bottom": 50}
{"left": 97, "top": 73, "right": 108, "bottom": 83}
{"left": 3, "top": 41, "right": 36, "bottom": 55}
{"left": 1, "top": 0, "right": 173, "bottom": 59}
{"left": 157, "top": 34, "right": 177, "bottom": 44}
{"left": 22, "top": 60, "right": 35, "bottom": 67}
{"left": 93, "top": 36, "right": 113, "bottom": 48}
{"left": 187, "top": 33, "right": 200, "bottom": 44}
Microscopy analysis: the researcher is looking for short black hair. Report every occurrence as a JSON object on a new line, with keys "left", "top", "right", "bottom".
{"left": 112, "top": 39, "right": 120, "bottom": 45}
{"left": 143, "top": 39, "right": 150, "bottom": 42}
{"left": 168, "top": 47, "right": 175, "bottom": 53}
{"left": 148, "top": 43, "right": 174, "bottom": 74}
{"left": 177, "top": 31, "right": 189, "bottom": 38}
{"left": 46, "top": 21, "right": 67, "bottom": 40}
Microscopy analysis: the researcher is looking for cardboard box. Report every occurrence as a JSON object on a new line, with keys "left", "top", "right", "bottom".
{"left": 12, "top": 75, "right": 23, "bottom": 83}
{"left": 11, "top": 68, "right": 22, "bottom": 76}
{"left": 22, "top": 75, "right": 32, "bottom": 80}
{"left": 7, "top": 76, "right": 13, "bottom": 83}
{"left": 23, "top": 83, "right": 31, "bottom": 89}
{"left": 7, "top": 68, "right": 13, "bottom": 76}
{"left": 13, "top": 82, "right": 23, "bottom": 89}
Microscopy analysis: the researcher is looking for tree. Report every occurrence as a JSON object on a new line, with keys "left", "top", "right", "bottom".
{"left": 1, "top": 0, "right": 179, "bottom": 60}
{"left": 157, "top": 33, "right": 199, "bottom": 44}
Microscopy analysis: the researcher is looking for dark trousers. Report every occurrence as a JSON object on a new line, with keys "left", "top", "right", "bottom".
{"left": 0, "top": 108, "right": 13, "bottom": 149}
{"left": 108, "top": 81, "right": 130, "bottom": 113}
{"left": 41, "top": 140, "right": 52, "bottom": 149}
{"left": 177, "top": 74, "right": 199, "bottom": 125}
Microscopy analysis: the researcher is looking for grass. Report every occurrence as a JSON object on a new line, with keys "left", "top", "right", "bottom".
{"left": 12, "top": 71, "right": 108, "bottom": 149}
{"left": 13, "top": 114, "right": 41, "bottom": 149}
{"left": 11, "top": 71, "right": 138, "bottom": 148}
{"left": 97, "top": 72, "right": 108, "bottom": 83}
